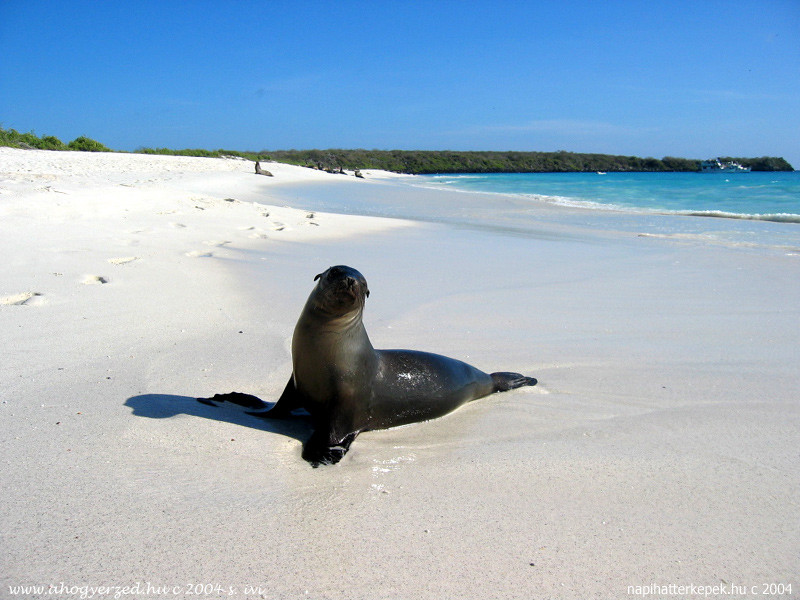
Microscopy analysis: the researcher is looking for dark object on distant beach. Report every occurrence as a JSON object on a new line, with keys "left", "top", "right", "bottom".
{"left": 255, "top": 161, "right": 273, "bottom": 177}
{"left": 198, "top": 265, "right": 537, "bottom": 467}
{"left": 354, "top": 169, "right": 364, "bottom": 178}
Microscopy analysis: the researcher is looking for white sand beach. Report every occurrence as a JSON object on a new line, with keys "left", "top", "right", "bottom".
{"left": 1, "top": 148, "right": 798, "bottom": 599}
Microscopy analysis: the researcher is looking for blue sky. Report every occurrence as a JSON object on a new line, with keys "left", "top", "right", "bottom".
{"left": 2, "top": 0, "right": 799, "bottom": 165}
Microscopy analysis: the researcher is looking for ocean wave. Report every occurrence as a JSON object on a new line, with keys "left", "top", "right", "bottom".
{"left": 680, "top": 211, "right": 800, "bottom": 223}
{"left": 537, "top": 195, "right": 628, "bottom": 211}
{"left": 507, "top": 192, "right": 800, "bottom": 223}
{"left": 556, "top": 203, "right": 800, "bottom": 224}
{"left": 477, "top": 190, "right": 800, "bottom": 224}
{"left": 407, "top": 179, "right": 800, "bottom": 224}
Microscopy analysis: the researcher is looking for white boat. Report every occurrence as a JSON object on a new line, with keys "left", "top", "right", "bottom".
{"left": 700, "top": 158, "right": 751, "bottom": 173}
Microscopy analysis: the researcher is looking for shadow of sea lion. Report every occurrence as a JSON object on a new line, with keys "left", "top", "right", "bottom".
{"left": 124, "top": 394, "right": 312, "bottom": 445}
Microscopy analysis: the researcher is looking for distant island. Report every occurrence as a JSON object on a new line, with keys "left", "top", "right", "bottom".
{"left": 1, "top": 126, "right": 793, "bottom": 173}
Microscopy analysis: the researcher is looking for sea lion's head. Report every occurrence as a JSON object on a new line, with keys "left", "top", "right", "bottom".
{"left": 309, "top": 265, "right": 370, "bottom": 317}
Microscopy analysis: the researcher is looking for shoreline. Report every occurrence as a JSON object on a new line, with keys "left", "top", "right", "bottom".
{"left": 2, "top": 148, "right": 797, "bottom": 598}
{"left": 262, "top": 175, "right": 800, "bottom": 256}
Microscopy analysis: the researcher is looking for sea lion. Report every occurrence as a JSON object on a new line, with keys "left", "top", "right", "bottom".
{"left": 254, "top": 160, "right": 273, "bottom": 176}
{"left": 199, "top": 265, "right": 537, "bottom": 466}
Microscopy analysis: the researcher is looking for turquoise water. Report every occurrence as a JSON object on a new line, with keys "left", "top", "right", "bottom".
{"left": 415, "top": 172, "right": 800, "bottom": 223}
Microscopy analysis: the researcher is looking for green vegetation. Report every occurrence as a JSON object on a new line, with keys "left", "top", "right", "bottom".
{"left": 138, "top": 147, "right": 223, "bottom": 158}
{"left": 0, "top": 127, "right": 110, "bottom": 152}
{"left": 136, "top": 146, "right": 267, "bottom": 161}
{"left": 265, "top": 149, "right": 794, "bottom": 173}
{"left": 1, "top": 126, "right": 793, "bottom": 171}
{"left": 1, "top": 127, "right": 68, "bottom": 150}
{"left": 67, "top": 136, "right": 112, "bottom": 152}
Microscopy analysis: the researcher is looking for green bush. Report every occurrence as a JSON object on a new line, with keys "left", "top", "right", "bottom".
{"left": 39, "top": 135, "right": 67, "bottom": 150}
{"left": 0, "top": 127, "right": 67, "bottom": 150}
{"left": 67, "top": 136, "right": 111, "bottom": 152}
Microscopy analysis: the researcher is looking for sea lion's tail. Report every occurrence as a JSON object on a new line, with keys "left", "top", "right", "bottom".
{"left": 490, "top": 372, "right": 537, "bottom": 392}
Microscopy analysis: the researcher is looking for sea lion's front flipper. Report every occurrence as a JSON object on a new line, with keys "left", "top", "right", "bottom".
{"left": 302, "top": 429, "right": 358, "bottom": 467}
{"left": 197, "top": 391, "right": 267, "bottom": 409}
{"left": 197, "top": 377, "right": 303, "bottom": 418}
{"left": 254, "top": 376, "right": 302, "bottom": 419}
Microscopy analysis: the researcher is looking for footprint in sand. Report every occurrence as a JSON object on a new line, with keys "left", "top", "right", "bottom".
{"left": 237, "top": 225, "right": 267, "bottom": 238}
{"left": 202, "top": 240, "right": 232, "bottom": 247}
{"left": 1, "top": 292, "right": 44, "bottom": 306}
{"left": 170, "top": 222, "right": 187, "bottom": 229}
{"left": 38, "top": 186, "right": 67, "bottom": 194}
{"left": 108, "top": 257, "right": 140, "bottom": 265}
{"left": 82, "top": 275, "right": 109, "bottom": 285}
{"left": 185, "top": 250, "right": 214, "bottom": 258}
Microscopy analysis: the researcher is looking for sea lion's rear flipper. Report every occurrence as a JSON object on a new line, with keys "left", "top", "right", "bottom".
{"left": 490, "top": 372, "right": 537, "bottom": 392}
{"left": 302, "top": 429, "right": 358, "bottom": 468}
